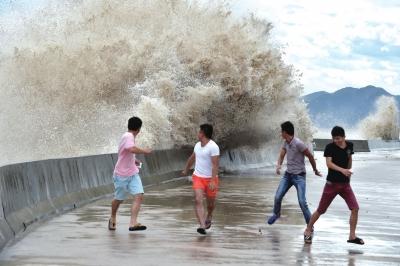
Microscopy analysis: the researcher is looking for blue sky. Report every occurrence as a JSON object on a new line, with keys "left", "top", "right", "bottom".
{"left": 232, "top": 0, "right": 400, "bottom": 95}
{"left": 1, "top": 0, "right": 399, "bottom": 95}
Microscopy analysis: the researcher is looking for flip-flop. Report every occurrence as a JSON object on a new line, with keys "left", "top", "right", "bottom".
{"left": 129, "top": 223, "right": 147, "bottom": 231}
{"left": 197, "top": 228, "right": 206, "bottom": 235}
{"left": 108, "top": 218, "right": 116, "bottom": 231}
{"left": 205, "top": 219, "right": 212, "bottom": 229}
{"left": 347, "top": 237, "right": 364, "bottom": 245}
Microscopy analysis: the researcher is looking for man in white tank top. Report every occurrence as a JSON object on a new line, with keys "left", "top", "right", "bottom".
{"left": 182, "top": 124, "right": 220, "bottom": 235}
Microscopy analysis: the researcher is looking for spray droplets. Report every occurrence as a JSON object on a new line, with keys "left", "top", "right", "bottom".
{"left": 0, "top": 0, "right": 313, "bottom": 165}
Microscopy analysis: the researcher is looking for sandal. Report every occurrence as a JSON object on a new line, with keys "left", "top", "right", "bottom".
{"left": 108, "top": 218, "right": 116, "bottom": 231}
{"left": 347, "top": 237, "right": 364, "bottom": 245}
{"left": 304, "top": 234, "right": 312, "bottom": 244}
{"left": 197, "top": 227, "right": 206, "bottom": 235}
{"left": 205, "top": 219, "right": 212, "bottom": 230}
{"left": 129, "top": 223, "right": 147, "bottom": 231}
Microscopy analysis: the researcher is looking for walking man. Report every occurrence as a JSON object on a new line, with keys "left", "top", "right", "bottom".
{"left": 108, "top": 116, "right": 152, "bottom": 231}
{"left": 304, "top": 126, "right": 364, "bottom": 245}
{"left": 268, "top": 121, "right": 322, "bottom": 225}
{"left": 182, "top": 124, "right": 220, "bottom": 235}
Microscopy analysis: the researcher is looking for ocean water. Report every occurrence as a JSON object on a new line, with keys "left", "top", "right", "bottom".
{"left": 0, "top": 0, "right": 312, "bottom": 166}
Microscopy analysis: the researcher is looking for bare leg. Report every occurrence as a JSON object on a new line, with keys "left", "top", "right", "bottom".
{"left": 129, "top": 194, "right": 144, "bottom": 227}
{"left": 111, "top": 199, "right": 123, "bottom": 223}
{"left": 304, "top": 211, "right": 321, "bottom": 236}
{"left": 206, "top": 196, "right": 216, "bottom": 221}
{"left": 349, "top": 208, "right": 359, "bottom": 240}
{"left": 194, "top": 189, "right": 206, "bottom": 228}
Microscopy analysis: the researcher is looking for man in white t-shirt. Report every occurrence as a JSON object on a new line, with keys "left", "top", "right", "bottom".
{"left": 182, "top": 124, "right": 220, "bottom": 235}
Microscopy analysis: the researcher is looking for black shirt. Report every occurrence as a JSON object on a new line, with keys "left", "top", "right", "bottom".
{"left": 324, "top": 142, "right": 354, "bottom": 183}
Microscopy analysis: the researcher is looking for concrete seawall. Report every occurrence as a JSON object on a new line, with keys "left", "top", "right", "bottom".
{"left": 313, "top": 139, "right": 370, "bottom": 152}
{"left": 0, "top": 149, "right": 192, "bottom": 251}
{"left": 220, "top": 143, "right": 279, "bottom": 172}
{"left": 0, "top": 144, "right": 279, "bottom": 252}
{"left": 368, "top": 139, "right": 400, "bottom": 150}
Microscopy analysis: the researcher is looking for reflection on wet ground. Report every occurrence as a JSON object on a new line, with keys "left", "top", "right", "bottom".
{"left": 0, "top": 152, "right": 399, "bottom": 265}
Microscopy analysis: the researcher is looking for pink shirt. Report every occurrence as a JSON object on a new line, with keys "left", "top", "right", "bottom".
{"left": 113, "top": 132, "right": 139, "bottom": 177}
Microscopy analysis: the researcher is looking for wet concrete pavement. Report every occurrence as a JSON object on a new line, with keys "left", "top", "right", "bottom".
{"left": 0, "top": 151, "right": 399, "bottom": 265}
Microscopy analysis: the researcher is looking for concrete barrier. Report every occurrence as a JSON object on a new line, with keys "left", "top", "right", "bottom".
{"left": 368, "top": 140, "right": 400, "bottom": 150}
{"left": 0, "top": 143, "right": 282, "bottom": 252}
{"left": 312, "top": 139, "right": 370, "bottom": 152}
{"left": 220, "top": 143, "right": 280, "bottom": 172}
{"left": 0, "top": 149, "right": 192, "bottom": 251}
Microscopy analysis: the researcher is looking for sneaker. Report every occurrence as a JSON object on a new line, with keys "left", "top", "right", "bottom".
{"left": 267, "top": 214, "right": 280, "bottom": 225}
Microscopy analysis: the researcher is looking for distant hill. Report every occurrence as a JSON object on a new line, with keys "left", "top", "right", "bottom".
{"left": 303, "top": 85, "right": 400, "bottom": 128}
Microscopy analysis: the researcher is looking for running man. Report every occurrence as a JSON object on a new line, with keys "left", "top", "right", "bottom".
{"left": 304, "top": 126, "right": 364, "bottom": 245}
{"left": 182, "top": 124, "right": 220, "bottom": 235}
{"left": 267, "top": 121, "right": 322, "bottom": 225}
{"left": 108, "top": 116, "right": 152, "bottom": 232}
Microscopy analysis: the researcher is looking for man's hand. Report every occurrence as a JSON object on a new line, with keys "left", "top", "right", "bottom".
{"left": 314, "top": 169, "right": 322, "bottom": 177}
{"left": 276, "top": 165, "right": 282, "bottom": 175}
{"left": 208, "top": 180, "right": 216, "bottom": 191}
{"left": 135, "top": 160, "right": 142, "bottom": 168}
{"left": 181, "top": 169, "right": 188, "bottom": 176}
{"left": 341, "top": 169, "right": 353, "bottom": 177}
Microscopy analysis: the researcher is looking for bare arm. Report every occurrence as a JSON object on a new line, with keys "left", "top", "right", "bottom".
{"left": 208, "top": 155, "right": 219, "bottom": 190}
{"left": 348, "top": 155, "right": 353, "bottom": 169}
{"left": 326, "top": 157, "right": 352, "bottom": 177}
{"left": 211, "top": 155, "right": 219, "bottom": 179}
{"left": 129, "top": 146, "right": 152, "bottom": 154}
{"left": 182, "top": 153, "right": 195, "bottom": 175}
{"left": 303, "top": 149, "right": 322, "bottom": 176}
{"left": 276, "top": 148, "right": 286, "bottom": 175}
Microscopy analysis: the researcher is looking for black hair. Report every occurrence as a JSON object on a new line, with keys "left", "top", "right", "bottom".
{"left": 128, "top": 116, "right": 142, "bottom": 131}
{"left": 281, "top": 121, "right": 294, "bottom": 136}
{"left": 331, "top": 126, "right": 345, "bottom": 137}
{"left": 200, "top": 124, "right": 213, "bottom": 139}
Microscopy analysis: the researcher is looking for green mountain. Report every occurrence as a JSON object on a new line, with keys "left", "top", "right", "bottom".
{"left": 303, "top": 85, "right": 400, "bottom": 128}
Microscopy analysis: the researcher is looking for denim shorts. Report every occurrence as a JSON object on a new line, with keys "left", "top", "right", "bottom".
{"left": 113, "top": 174, "right": 144, "bottom": 200}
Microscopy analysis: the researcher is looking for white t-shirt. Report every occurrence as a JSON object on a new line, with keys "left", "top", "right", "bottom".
{"left": 193, "top": 140, "right": 220, "bottom": 178}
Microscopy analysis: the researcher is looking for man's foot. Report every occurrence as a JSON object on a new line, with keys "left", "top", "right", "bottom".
{"left": 129, "top": 223, "right": 147, "bottom": 231}
{"left": 347, "top": 237, "right": 364, "bottom": 245}
{"left": 197, "top": 228, "right": 206, "bottom": 235}
{"left": 267, "top": 214, "right": 280, "bottom": 225}
{"left": 108, "top": 218, "right": 116, "bottom": 231}
{"left": 205, "top": 219, "right": 212, "bottom": 229}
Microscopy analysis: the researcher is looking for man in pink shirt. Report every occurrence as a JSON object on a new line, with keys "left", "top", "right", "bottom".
{"left": 108, "top": 117, "right": 152, "bottom": 231}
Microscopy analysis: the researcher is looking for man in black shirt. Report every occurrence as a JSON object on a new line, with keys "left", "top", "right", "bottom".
{"left": 304, "top": 126, "right": 364, "bottom": 245}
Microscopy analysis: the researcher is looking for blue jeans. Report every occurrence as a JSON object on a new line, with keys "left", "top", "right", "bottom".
{"left": 272, "top": 172, "right": 311, "bottom": 224}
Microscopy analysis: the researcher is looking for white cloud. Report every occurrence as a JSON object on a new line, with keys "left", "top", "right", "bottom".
{"left": 380, "top": 46, "right": 390, "bottom": 52}
{"left": 231, "top": 0, "right": 400, "bottom": 95}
